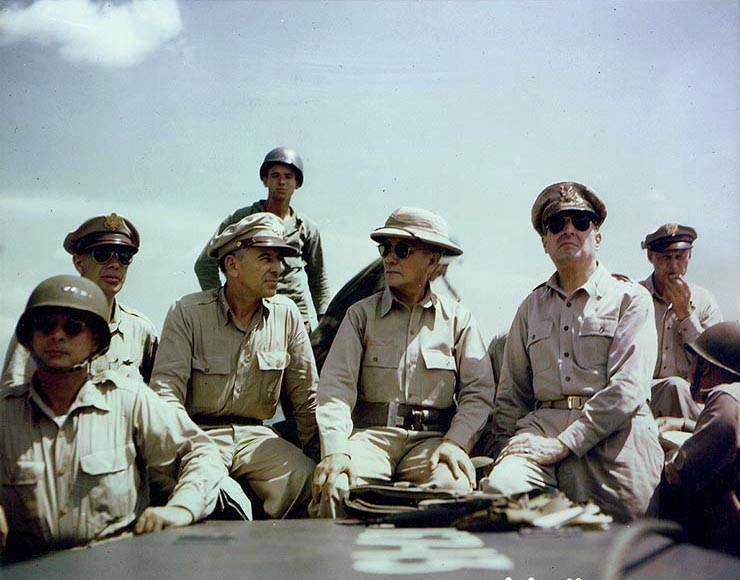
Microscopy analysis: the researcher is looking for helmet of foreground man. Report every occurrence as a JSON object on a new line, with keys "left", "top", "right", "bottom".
{"left": 686, "top": 322, "right": 740, "bottom": 379}
{"left": 16, "top": 275, "right": 112, "bottom": 359}
{"left": 259, "top": 147, "right": 304, "bottom": 186}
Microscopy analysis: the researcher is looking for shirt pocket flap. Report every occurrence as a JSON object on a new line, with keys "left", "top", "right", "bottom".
{"left": 2, "top": 461, "right": 44, "bottom": 485}
{"left": 579, "top": 316, "right": 618, "bottom": 338}
{"left": 421, "top": 348, "right": 456, "bottom": 371}
{"left": 257, "top": 351, "right": 289, "bottom": 371}
{"left": 364, "top": 344, "right": 402, "bottom": 368}
{"left": 526, "top": 320, "right": 553, "bottom": 348}
{"left": 192, "top": 355, "right": 232, "bottom": 375}
{"left": 80, "top": 443, "right": 135, "bottom": 476}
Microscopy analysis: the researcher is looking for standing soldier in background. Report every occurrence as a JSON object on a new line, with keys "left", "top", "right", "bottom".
{"left": 640, "top": 224, "right": 723, "bottom": 420}
{"left": 485, "top": 182, "right": 663, "bottom": 523}
{"left": 154, "top": 213, "right": 318, "bottom": 519}
{"left": 2, "top": 213, "right": 158, "bottom": 388}
{"left": 194, "top": 147, "right": 330, "bottom": 331}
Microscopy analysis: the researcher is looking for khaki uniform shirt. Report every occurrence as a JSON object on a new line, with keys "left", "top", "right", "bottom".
{"left": 2, "top": 301, "right": 159, "bottom": 388}
{"left": 492, "top": 264, "right": 658, "bottom": 457}
{"left": 150, "top": 287, "right": 318, "bottom": 450}
{"left": 317, "top": 286, "right": 495, "bottom": 457}
{"left": 0, "top": 372, "right": 224, "bottom": 552}
{"left": 640, "top": 275, "right": 723, "bottom": 379}
{"left": 194, "top": 200, "right": 331, "bottom": 325}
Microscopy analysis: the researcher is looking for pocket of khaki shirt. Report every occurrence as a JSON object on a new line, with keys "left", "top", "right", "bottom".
{"left": 575, "top": 316, "right": 618, "bottom": 370}
{"left": 526, "top": 320, "right": 555, "bottom": 374}
{"left": 256, "top": 350, "right": 289, "bottom": 405}
{"left": 363, "top": 344, "right": 403, "bottom": 368}
{"left": 78, "top": 442, "right": 136, "bottom": 523}
{"left": 1, "top": 460, "right": 45, "bottom": 520}
{"left": 420, "top": 348, "right": 457, "bottom": 405}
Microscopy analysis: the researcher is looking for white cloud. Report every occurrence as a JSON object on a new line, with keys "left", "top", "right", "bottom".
{"left": 0, "top": 0, "right": 182, "bottom": 67}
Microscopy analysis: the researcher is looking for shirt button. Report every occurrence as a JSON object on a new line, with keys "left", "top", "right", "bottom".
{"left": 58, "top": 466, "right": 66, "bottom": 476}
{"left": 599, "top": 327, "right": 604, "bottom": 333}
{"left": 205, "top": 367, "right": 210, "bottom": 373}
{"left": 564, "top": 352, "right": 570, "bottom": 358}
{"left": 564, "top": 326, "right": 569, "bottom": 331}
{"left": 60, "top": 506, "right": 69, "bottom": 516}
{"left": 410, "top": 331, "right": 415, "bottom": 335}
{"left": 566, "top": 302, "right": 572, "bottom": 308}
{"left": 372, "top": 356, "right": 378, "bottom": 362}
{"left": 565, "top": 376, "right": 571, "bottom": 382}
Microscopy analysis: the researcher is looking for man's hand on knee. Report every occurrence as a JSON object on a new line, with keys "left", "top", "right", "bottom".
{"left": 500, "top": 433, "right": 570, "bottom": 465}
{"left": 312, "top": 453, "right": 354, "bottom": 502}
{"left": 429, "top": 439, "right": 475, "bottom": 488}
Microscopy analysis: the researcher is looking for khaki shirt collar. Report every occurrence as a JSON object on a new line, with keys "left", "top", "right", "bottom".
{"left": 28, "top": 376, "right": 110, "bottom": 420}
{"left": 218, "top": 285, "right": 272, "bottom": 328}
{"left": 641, "top": 274, "right": 667, "bottom": 304}
{"left": 545, "top": 261, "right": 610, "bottom": 300}
{"left": 380, "top": 284, "right": 439, "bottom": 317}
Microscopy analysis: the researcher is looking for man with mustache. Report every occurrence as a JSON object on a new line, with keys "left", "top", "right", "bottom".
{"left": 640, "top": 224, "right": 723, "bottom": 420}
{"left": 0, "top": 276, "right": 224, "bottom": 559}
{"left": 484, "top": 182, "right": 663, "bottom": 522}
{"left": 2, "top": 213, "right": 158, "bottom": 388}
{"left": 152, "top": 213, "right": 318, "bottom": 519}
{"left": 310, "top": 207, "right": 494, "bottom": 518}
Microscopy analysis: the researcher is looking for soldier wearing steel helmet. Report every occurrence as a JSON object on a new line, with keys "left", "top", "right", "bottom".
{"left": 657, "top": 322, "right": 740, "bottom": 555}
{"left": 194, "top": 147, "right": 330, "bottom": 331}
{"left": 1, "top": 213, "right": 159, "bottom": 388}
{"left": 639, "top": 223, "right": 723, "bottom": 421}
{"left": 0, "top": 276, "right": 225, "bottom": 559}
{"left": 483, "top": 182, "right": 663, "bottom": 523}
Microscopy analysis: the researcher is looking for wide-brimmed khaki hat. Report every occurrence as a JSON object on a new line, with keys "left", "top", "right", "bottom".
{"left": 208, "top": 212, "right": 299, "bottom": 260}
{"left": 370, "top": 207, "right": 462, "bottom": 256}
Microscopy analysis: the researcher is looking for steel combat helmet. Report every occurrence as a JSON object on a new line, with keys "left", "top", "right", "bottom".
{"left": 686, "top": 322, "right": 740, "bottom": 378}
{"left": 259, "top": 147, "right": 304, "bottom": 186}
{"left": 16, "top": 275, "right": 111, "bottom": 360}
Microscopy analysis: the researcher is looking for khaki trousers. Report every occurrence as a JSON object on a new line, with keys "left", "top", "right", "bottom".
{"left": 310, "top": 427, "right": 473, "bottom": 518}
{"left": 206, "top": 425, "right": 314, "bottom": 519}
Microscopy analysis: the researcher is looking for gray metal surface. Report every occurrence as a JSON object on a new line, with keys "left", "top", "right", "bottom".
{"left": 3, "top": 520, "right": 738, "bottom": 579}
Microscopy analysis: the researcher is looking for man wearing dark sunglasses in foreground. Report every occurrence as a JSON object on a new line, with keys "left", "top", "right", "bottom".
{"left": 0, "top": 276, "right": 224, "bottom": 560}
{"left": 483, "top": 182, "right": 663, "bottom": 522}
{"left": 639, "top": 223, "right": 723, "bottom": 421}
{"left": 2, "top": 214, "right": 158, "bottom": 388}
{"left": 310, "top": 207, "right": 494, "bottom": 518}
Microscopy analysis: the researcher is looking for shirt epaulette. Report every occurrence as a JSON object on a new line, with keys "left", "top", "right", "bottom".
{"left": 90, "top": 369, "right": 143, "bottom": 393}
{"left": 178, "top": 288, "right": 220, "bottom": 308}
{"left": 117, "top": 302, "right": 155, "bottom": 322}
{"left": 0, "top": 382, "right": 29, "bottom": 400}
{"left": 611, "top": 273, "right": 633, "bottom": 283}
{"left": 532, "top": 281, "right": 548, "bottom": 292}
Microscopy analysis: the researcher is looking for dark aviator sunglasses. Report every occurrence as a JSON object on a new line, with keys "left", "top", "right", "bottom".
{"left": 545, "top": 213, "right": 593, "bottom": 235}
{"left": 377, "top": 240, "right": 420, "bottom": 260}
{"left": 34, "top": 315, "right": 88, "bottom": 337}
{"left": 91, "top": 247, "right": 135, "bottom": 266}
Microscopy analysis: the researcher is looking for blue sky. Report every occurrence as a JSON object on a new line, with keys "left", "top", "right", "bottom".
{"left": 1, "top": 0, "right": 738, "bottom": 350}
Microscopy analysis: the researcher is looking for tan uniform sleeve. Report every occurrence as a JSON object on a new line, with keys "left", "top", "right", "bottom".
{"left": 558, "top": 287, "right": 658, "bottom": 456}
{"left": 315, "top": 305, "right": 366, "bottom": 458}
{"left": 133, "top": 385, "right": 225, "bottom": 522}
{"left": 150, "top": 301, "right": 193, "bottom": 411}
{"left": 444, "top": 309, "right": 495, "bottom": 453}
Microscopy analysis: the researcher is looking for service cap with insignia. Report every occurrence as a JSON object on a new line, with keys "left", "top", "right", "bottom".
{"left": 641, "top": 223, "right": 697, "bottom": 252}
{"left": 531, "top": 182, "right": 607, "bottom": 236}
{"left": 208, "top": 212, "right": 299, "bottom": 260}
{"left": 63, "top": 213, "right": 140, "bottom": 255}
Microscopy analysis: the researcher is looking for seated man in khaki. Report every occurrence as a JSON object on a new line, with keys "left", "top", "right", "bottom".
{"left": 2, "top": 213, "right": 158, "bottom": 387}
{"left": 151, "top": 213, "right": 318, "bottom": 519}
{"left": 484, "top": 182, "right": 663, "bottom": 523}
{"left": 0, "top": 276, "right": 223, "bottom": 559}
{"left": 640, "top": 224, "right": 723, "bottom": 420}
{"left": 311, "top": 207, "right": 494, "bottom": 518}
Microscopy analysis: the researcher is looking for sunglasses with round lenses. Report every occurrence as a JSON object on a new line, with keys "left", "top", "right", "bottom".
{"left": 91, "top": 247, "right": 135, "bottom": 266}
{"left": 545, "top": 214, "right": 593, "bottom": 235}
{"left": 377, "top": 240, "right": 418, "bottom": 260}
{"left": 34, "top": 315, "right": 88, "bottom": 337}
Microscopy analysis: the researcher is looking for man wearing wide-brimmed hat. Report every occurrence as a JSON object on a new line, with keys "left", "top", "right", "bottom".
{"left": 1, "top": 213, "right": 159, "bottom": 388}
{"left": 484, "top": 182, "right": 663, "bottom": 523}
{"left": 639, "top": 223, "right": 723, "bottom": 420}
{"left": 310, "top": 207, "right": 494, "bottom": 518}
{"left": 151, "top": 213, "right": 318, "bottom": 519}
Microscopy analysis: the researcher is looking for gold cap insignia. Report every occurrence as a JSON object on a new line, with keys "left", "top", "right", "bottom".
{"left": 104, "top": 213, "right": 124, "bottom": 231}
{"left": 558, "top": 184, "right": 579, "bottom": 203}
{"left": 665, "top": 223, "right": 679, "bottom": 236}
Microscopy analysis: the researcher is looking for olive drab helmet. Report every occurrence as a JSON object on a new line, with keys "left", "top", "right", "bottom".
{"left": 16, "top": 275, "right": 112, "bottom": 362}
{"left": 687, "top": 322, "right": 740, "bottom": 378}
{"left": 259, "top": 147, "right": 304, "bottom": 186}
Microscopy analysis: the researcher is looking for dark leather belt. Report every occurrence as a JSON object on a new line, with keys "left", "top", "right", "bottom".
{"left": 538, "top": 395, "right": 589, "bottom": 411}
{"left": 192, "top": 415, "right": 263, "bottom": 427}
{"left": 353, "top": 401, "right": 454, "bottom": 431}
